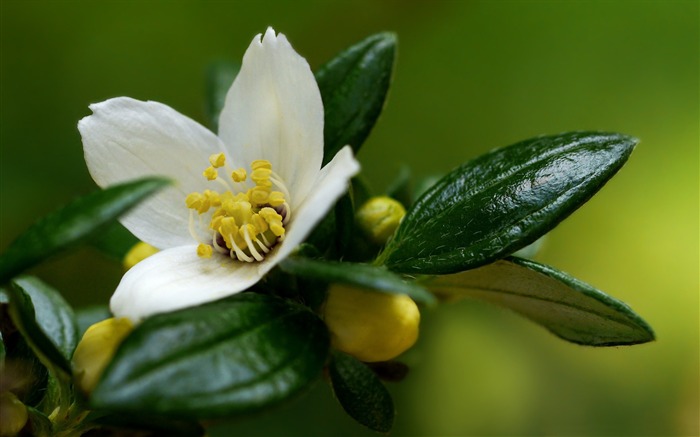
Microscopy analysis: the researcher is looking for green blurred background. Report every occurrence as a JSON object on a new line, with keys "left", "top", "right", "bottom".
{"left": 1, "top": 1, "right": 698, "bottom": 435}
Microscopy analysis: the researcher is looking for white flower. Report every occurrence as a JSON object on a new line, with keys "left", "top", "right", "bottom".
{"left": 79, "top": 28, "right": 360, "bottom": 321}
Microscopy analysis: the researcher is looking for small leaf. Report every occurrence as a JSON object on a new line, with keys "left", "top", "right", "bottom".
{"left": 382, "top": 132, "right": 637, "bottom": 274}
{"left": 92, "top": 293, "right": 329, "bottom": 419}
{"left": 205, "top": 60, "right": 239, "bottom": 132}
{"left": 0, "top": 177, "right": 169, "bottom": 283}
{"left": 329, "top": 351, "right": 394, "bottom": 433}
{"left": 280, "top": 256, "right": 436, "bottom": 306}
{"left": 7, "top": 277, "right": 77, "bottom": 375}
{"left": 427, "top": 257, "right": 654, "bottom": 346}
{"left": 317, "top": 32, "right": 396, "bottom": 164}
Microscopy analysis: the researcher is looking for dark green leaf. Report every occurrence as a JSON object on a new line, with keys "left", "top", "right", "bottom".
{"left": 12, "top": 277, "right": 78, "bottom": 361}
{"left": 382, "top": 132, "right": 637, "bottom": 274}
{"left": 280, "top": 256, "right": 436, "bottom": 306}
{"left": 92, "top": 293, "right": 329, "bottom": 419}
{"left": 75, "top": 305, "right": 112, "bottom": 337}
{"left": 0, "top": 177, "right": 169, "bottom": 283}
{"left": 334, "top": 192, "right": 356, "bottom": 256}
{"left": 316, "top": 32, "right": 396, "bottom": 164}
{"left": 205, "top": 60, "right": 239, "bottom": 132}
{"left": 329, "top": 351, "right": 394, "bottom": 433}
{"left": 90, "top": 222, "right": 139, "bottom": 261}
{"left": 7, "top": 278, "right": 75, "bottom": 375}
{"left": 427, "top": 257, "right": 654, "bottom": 346}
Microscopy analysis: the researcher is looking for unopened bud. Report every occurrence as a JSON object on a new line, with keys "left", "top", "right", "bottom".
{"left": 0, "top": 391, "right": 28, "bottom": 436}
{"left": 123, "top": 242, "right": 159, "bottom": 271}
{"left": 323, "top": 284, "right": 420, "bottom": 362}
{"left": 72, "top": 318, "right": 133, "bottom": 395}
{"left": 356, "top": 196, "right": 406, "bottom": 245}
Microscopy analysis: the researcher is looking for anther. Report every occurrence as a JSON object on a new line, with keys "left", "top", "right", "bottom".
{"left": 209, "top": 153, "right": 226, "bottom": 168}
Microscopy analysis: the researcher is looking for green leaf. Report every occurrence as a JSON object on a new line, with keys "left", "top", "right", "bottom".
{"left": 382, "top": 132, "right": 637, "bottom": 274}
{"left": 280, "top": 256, "right": 436, "bottom": 306}
{"left": 75, "top": 305, "right": 111, "bottom": 337}
{"left": 0, "top": 177, "right": 169, "bottom": 283}
{"left": 12, "top": 277, "right": 78, "bottom": 362}
{"left": 329, "top": 351, "right": 394, "bottom": 433}
{"left": 316, "top": 32, "right": 396, "bottom": 164}
{"left": 427, "top": 257, "right": 655, "bottom": 346}
{"left": 90, "top": 222, "right": 139, "bottom": 261}
{"left": 91, "top": 293, "right": 329, "bottom": 419}
{"left": 7, "top": 277, "right": 77, "bottom": 375}
{"left": 205, "top": 60, "right": 239, "bottom": 132}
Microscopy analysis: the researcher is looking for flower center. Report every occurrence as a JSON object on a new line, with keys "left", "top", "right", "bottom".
{"left": 185, "top": 153, "right": 290, "bottom": 262}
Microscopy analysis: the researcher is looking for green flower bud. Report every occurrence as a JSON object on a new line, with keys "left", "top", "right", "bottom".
{"left": 323, "top": 284, "right": 420, "bottom": 362}
{"left": 72, "top": 318, "right": 133, "bottom": 395}
{"left": 0, "top": 391, "right": 28, "bottom": 436}
{"left": 356, "top": 196, "right": 406, "bottom": 245}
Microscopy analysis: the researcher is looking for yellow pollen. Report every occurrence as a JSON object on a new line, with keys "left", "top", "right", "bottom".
{"left": 268, "top": 191, "right": 285, "bottom": 207}
{"left": 197, "top": 244, "right": 213, "bottom": 258}
{"left": 209, "top": 153, "right": 226, "bottom": 168}
{"left": 185, "top": 154, "right": 290, "bottom": 262}
{"left": 251, "top": 160, "right": 272, "bottom": 170}
{"left": 203, "top": 166, "right": 218, "bottom": 181}
{"left": 231, "top": 168, "right": 247, "bottom": 182}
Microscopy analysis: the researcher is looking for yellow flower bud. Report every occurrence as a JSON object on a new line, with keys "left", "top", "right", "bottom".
{"left": 123, "top": 242, "right": 159, "bottom": 271}
{"left": 323, "top": 284, "right": 420, "bottom": 362}
{"left": 0, "top": 391, "right": 28, "bottom": 436}
{"left": 356, "top": 196, "right": 406, "bottom": 245}
{"left": 72, "top": 318, "right": 133, "bottom": 395}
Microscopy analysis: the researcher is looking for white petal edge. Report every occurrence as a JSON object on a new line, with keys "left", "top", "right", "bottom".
{"left": 110, "top": 245, "right": 262, "bottom": 321}
{"left": 218, "top": 27, "right": 324, "bottom": 208}
{"left": 79, "top": 97, "right": 226, "bottom": 249}
{"left": 256, "top": 146, "right": 361, "bottom": 278}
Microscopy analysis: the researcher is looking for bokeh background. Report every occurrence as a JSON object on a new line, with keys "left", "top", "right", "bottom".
{"left": 2, "top": 1, "right": 698, "bottom": 435}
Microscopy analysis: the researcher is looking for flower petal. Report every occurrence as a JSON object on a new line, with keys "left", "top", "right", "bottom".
{"left": 79, "top": 97, "right": 225, "bottom": 249}
{"left": 218, "top": 28, "right": 324, "bottom": 207}
{"left": 258, "top": 146, "right": 360, "bottom": 277}
{"left": 110, "top": 245, "right": 261, "bottom": 321}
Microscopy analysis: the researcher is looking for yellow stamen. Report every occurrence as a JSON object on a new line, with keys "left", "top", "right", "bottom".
{"left": 231, "top": 168, "right": 247, "bottom": 182}
{"left": 209, "top": 153, "right": 226, "bottom": 168}
{"left": 186, "top": 154, "right": 290, "bottom": 263}
{"left": 197, "top": 244, "right": 213, "bottom": 258}
{"left": 203, "top": 166, "right": 218, "bottom": 181}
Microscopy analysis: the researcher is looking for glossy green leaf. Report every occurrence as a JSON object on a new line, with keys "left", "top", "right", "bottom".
{"left": 280, "top": 256, "right": 436, "bottom": 306}
{"left": 427, "top": 257, "right": 654, "bottom": 346}
{"left": 90, "top": 221, "right": 139, "bottom": 261}
{"left": 382, "top": 132, "right": 637, "bottom": 274}
{"left": 92, "top": 293, "right": 329, "bottom": 419}
{"left": 0, "top": 177, "right": 169, "bottom": 283}
{"left": 329, "top": 351, "right": 394, "bottom": 433}
{"left": 316, "top": 32, "right": 396, "bottom": 164}
{"left": 7, "top": 277, "right": 78, "bottom": 375}
{"left": 205, "top": 59, "right": 239, "bottom": 132}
